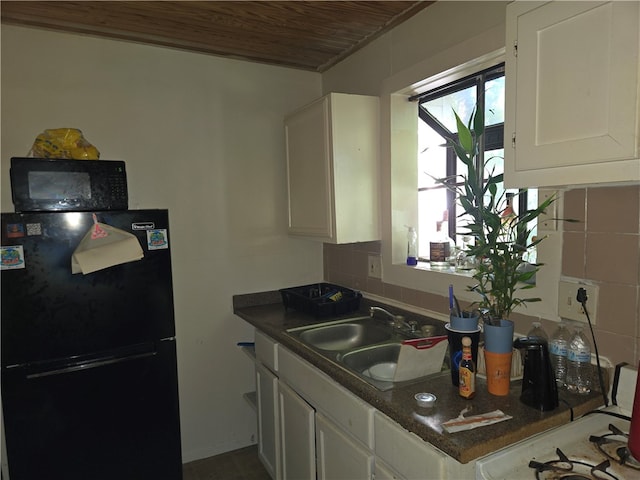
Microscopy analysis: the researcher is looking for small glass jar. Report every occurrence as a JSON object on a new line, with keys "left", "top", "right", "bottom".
{"left": 455, "top": 236, "right": 476, "bottom": 271}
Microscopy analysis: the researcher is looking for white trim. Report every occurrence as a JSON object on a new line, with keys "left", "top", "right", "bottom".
{"left": 405, "top": 49, "right": 506, "bottom": 97}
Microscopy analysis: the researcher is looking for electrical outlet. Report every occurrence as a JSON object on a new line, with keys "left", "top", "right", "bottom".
{"left": 367, "top": 254, "right": 382, "bottom": 279}
{"left": 557, "top": 280, "right": 598, "bottom": 324}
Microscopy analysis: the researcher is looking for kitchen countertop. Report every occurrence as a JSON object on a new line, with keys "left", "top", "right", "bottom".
{"left": 233, "top": 290, "right": 605, "bottom": 464}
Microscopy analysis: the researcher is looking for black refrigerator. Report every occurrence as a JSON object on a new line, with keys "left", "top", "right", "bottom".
{"left": 1, "top": 209, "right": 182, "bottom": 480}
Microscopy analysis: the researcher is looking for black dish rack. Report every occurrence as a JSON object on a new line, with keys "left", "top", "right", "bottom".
{"left": 279, "top": 283, "right": 362, "bottom": 318}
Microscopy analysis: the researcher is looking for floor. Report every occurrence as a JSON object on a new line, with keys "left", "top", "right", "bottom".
{"left": 182, "top": 445, "right": 271, "bottom": 480}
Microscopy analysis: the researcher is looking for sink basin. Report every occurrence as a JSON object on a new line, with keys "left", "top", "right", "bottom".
{"left": 340, "top": 343, "right": 400, "bottom": 377}
{"left": 339, "top": 342, "right": 449, "bottom": 390}
{"left": 286, "top": 315, "right": 447, "bottom": 391}
{"left": 298, "top": 321, "right": 392, "bottom": 351}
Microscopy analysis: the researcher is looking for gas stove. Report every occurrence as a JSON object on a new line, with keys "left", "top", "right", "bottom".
{"left": 476, "top": 364, "right": 638, "bottom": 480}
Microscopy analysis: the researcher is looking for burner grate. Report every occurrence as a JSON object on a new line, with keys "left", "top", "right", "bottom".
{"left": 529, "top": 448, "right": 618, "bottom": 480}
{"left": 589, "top": 423, "right": 640, "bottom": 470}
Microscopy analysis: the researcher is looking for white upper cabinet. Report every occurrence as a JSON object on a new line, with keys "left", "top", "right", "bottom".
{"left": 505, "top": 1, "right": 640, "bottom": 188}
{"left": 285, "top": 93, "right": 380, "bottom": 243}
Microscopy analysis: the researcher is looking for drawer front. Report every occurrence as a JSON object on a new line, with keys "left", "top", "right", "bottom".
{"left": 374, "top": 411, "right": 447, "bottom": 480}
{"left": 255, "top": 330, "right": 278, "bottom": 372}
{"left": 278, "top": 346, "right": 374, "bottom": 448}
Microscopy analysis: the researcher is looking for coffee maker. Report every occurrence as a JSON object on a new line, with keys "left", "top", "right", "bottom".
{"left": 513, "top": 336, "right": 558, "bottom": 411}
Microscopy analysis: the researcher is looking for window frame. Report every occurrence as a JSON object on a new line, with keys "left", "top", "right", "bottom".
{"left": 415, "top": 63, "right": 530, "bottom": 258}
{"left": 379, "top": 48, "right": 563, "bottom": 321}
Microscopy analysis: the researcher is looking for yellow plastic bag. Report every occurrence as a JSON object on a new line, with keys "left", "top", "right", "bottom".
{"left": 29, "top": 128, "right": 100, "bottom": 160}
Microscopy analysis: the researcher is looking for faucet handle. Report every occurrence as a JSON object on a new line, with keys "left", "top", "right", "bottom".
{"left": 392, "top": 315, "right": 406, "bottom": 329}
{"left": 407, "top": 320, "right": 418, "bottom": 332}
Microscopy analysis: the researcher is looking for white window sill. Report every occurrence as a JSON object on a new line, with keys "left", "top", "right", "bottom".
{"left": 399, "top": 260, "right": 475, "bottom": 277}
{"left": 384, "top": 248, "right": 561, "bottom": 321}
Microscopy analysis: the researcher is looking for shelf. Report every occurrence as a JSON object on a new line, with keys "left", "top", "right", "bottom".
{"left": 243, "top": 391, "right": 257, "bottom": 412}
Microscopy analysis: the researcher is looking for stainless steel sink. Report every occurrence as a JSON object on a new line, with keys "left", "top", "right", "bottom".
{"left": 340, "top": 343, "right": 401, "bottom": 374}
{"left": 287, "top": 316, "right": 401, "bottom": 352}
{"left": 286, "top": 316, "right": 448, "bottom": 391}
{"left": 340, "top": 343, "right": 401, "bottom": 387}
{"left": 298, "top": 321, "right": 392, "bottom": 351}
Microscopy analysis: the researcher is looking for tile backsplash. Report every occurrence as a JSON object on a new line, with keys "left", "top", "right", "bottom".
{"left": 324, "top": 185, "right": 640, "bottom": 367}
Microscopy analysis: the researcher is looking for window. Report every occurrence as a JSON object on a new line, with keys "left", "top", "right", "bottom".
{"left": 382, "top": 49, "right": 560, "bottom": 322}
{"left": 412, "top": 63, "right": 538, "bottom": 266}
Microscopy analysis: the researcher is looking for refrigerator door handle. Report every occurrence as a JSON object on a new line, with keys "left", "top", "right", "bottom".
{"left": 26, "top": 350, "right": 157, "bottom": 379}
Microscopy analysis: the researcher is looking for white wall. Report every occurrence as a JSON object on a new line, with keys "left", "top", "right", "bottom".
{"left": 1, "top": 25, "right": 324, "bottom": 462}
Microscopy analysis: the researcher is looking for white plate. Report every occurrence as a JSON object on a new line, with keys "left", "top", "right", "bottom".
{"left": 365, "top": 362, "right": 397, "bottom": 381}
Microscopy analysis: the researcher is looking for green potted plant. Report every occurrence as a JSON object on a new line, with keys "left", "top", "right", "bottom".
{"left": 439, "top": 105, "right": 558, "bottom": 325}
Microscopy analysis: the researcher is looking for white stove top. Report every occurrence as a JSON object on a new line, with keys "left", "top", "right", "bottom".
{"left": 476, "top": 364, "right": 638, "bottom": 480}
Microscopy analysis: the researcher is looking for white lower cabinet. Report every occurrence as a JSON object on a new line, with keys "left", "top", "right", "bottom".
{"left": 278, "top": 346, "right": 375, "bottom": 449}
{"left": 316, "top": 412, "right": 374, "bottom": 480}
{"left": 255, "top": 330, "right": 279, "bottom": 373}
{"left": 256, "top": 362, "right": 280, "bottom": 480}
{"left": 374, "top": 411, "right": 475, "bottom": 479}
{"left": 278, "top": 380, "right": 316, "bottom": 480}
{"left": 254, "top": 332, "right": 282, "bottom": 479}
{"left": 251, "top": 332, "right": 474, "bottom": 480}
{"left": 373, "top": 458, "right": 405, "bottom": 480}
{"left": 374, "top": 411, "right": 447, "bottom": 480}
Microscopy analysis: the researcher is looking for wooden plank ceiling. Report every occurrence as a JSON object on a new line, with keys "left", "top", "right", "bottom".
{"left": 1, "top": 1, "right": 434, "bottom": 72}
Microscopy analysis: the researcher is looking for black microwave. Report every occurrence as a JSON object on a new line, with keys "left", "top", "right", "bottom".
{"left": 10, "top": 157, "right": 128, "bottom": 212}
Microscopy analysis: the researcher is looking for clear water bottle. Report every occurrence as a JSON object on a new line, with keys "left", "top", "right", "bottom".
{"left": 566, "top": 325, "right": 591, "bottom": 394}
{"left": 549, "top": 321, "right": 571, "bottom": 387}
{"left": 527, "top": 321, "right": 548, "bottom": 341}
{"left": 406, "top": 226, "right": 418, "bottom": 266}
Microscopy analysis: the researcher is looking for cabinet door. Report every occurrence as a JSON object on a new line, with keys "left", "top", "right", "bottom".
{"left": 374, "top": 459, "right": 405, "bottom": 480}
{"left": 278, "top": 380, "right": 316, "bottom": 480}
{"left": 374, "top": 411, "right": 447, "bottom": 480}
{"left": 278, "top": 345, "right": 375, "bottom": 449}
{"left": 505, "top": 1, "right": 640, "bottom": 187}
{"left": 316, "top": 412, "right": 374, "bottom": 480}
{"left": 284, "top": 93, "right": 380, "bottom": 243}
{"left": 256, "top": 362, "right": 280, "bottom": 480}
{"left": 285, "top": 96, "right": 333, "bottom": 239}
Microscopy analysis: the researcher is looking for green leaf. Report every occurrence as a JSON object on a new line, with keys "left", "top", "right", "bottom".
{"left": 473, "top": 106, "right": 484, "bottom": 136}
{"left": 454, "top": 110, "right": 474, "bottom": 153}
{"left": 444, "top": 101, "right": 559, "bottom": 320}
{"left": 452, "top": 142, "right": 472, "bottom": 165}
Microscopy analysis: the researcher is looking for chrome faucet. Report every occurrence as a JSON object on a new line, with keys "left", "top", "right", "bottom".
{"left": 369, "top": 306, "right": 416, "bottom": 332}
